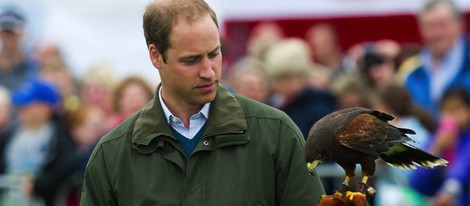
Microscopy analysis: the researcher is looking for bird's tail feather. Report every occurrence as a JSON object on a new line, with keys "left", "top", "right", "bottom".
{"left": 380, "top": 143, "right": 448, "bottom": 170}
{"left": 397, "top": 127, "right": 416, "bottom": 135}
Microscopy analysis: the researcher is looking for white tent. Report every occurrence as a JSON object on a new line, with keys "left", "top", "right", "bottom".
{"left": 1, "top": 0, "right": 469, "bottom": 81}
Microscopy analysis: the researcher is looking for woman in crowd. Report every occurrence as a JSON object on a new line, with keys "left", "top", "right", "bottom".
{"left": 410, "top": 87, "right": 470, "bottom": 206}
{"left": 108, "top": 76, "right": 153, "bottom": 128}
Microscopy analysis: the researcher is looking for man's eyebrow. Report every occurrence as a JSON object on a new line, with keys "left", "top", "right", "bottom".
{"left": 178, "top": 54, "right": 201, "bottom": 61}
{"left": 178, "top": 46, "right": 221, "bottom": 61}
{"left": 209, "top": 46, "right": 221, "bottom": 54}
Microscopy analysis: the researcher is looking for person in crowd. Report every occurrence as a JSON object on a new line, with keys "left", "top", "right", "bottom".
{"left": 51, "top": 105, "right": 107, "bottom": 206}
{"left": 359, "top": 43, "right": 399, "bottom": 90}
{"left": 79, "top": 63, "right": 117, "bottom": 131}
{"left": 307, "top": 63, "right": 332, "bottom": 92}
{"left": 376, "top": 83, "right": 435, "bottom": 144}
{"left": 305, "top": 23, "right": 355, "bottom": 81}
{"left": 0, "top": 8, "right": 38, "bottom": 91}
{"left": 400, "top": 0, "right": 470, "bottom": 118}
{"left": 109, "top": 76, "right": 154, "bottom": 127}
{"left": 39, "top": 57, "right": 80, "bottom": 114}
{"left": 394, "top": 43, "right": 422, "bottom": 82}
{"left": 0, "top": 86, "right": 12, "bottom": 134}
{"left": 228, "top": 57, "right": 271, "bottom": 103}
{"left": 33, "top": 42, "right": 64, "bottom": 68}
{"left": 374, "top": 83, "right": 434, "bottom": 205}
{"left": 0, "top": 79, "right": 78, "bottom": 206}
{"left": 394, "top": 43, "right": 421, "bottom": 69}
{"left": 68, "top": 105, "right": 105, "bottom": 177}
{"left": 33, "top": 42, "right": 80, "bottom": 114}
{"left": 410, "top": 87, "right": 470, "bottom": 206}
{"left": 80, "top": 0, "right": 325, "bottom": 205}
{"left": 264, "top": 38, "right": 336, "bottom": 138}
{"left": 374, "top": 39, "right": 402, "bottom": 64}
{"left": 330, "top": 74, "right": 374, "bottom": 110}
{"left": 245, "top": 21, "right": 285, "bottom": 62}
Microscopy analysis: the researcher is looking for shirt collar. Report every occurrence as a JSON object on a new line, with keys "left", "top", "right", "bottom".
{"left": 421, "top": 35, "right": 465, "bottom": 74}
{"left": 158, "top": 86, "right": 210, "bottom": 125}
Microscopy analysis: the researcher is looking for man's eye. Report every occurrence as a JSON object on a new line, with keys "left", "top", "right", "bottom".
{"left": 182, "top": 58, "right": 199, "bottom": 65}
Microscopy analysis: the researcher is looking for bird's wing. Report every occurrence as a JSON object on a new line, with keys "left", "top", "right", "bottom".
{"left": 337, "top": 113, "right": 393, "bottom": 156}
{"left": 370, "top": 110, "right": 416, "bottom": 135}
{"left": 370, "top": 110, "right": 394, "bottom": 122}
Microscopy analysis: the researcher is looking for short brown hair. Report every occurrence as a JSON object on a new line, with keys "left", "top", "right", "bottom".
{"left": 377, "top": 84, "right": 412, "bottom": 116}
{"left": 143, "top": 0, "right": 218, "bottom": 63}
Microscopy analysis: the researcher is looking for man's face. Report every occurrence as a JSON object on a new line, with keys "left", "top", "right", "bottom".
{"left": 151, "top": 14, "right": 222, "bottom": 108}
{"left": 0, "top": 29, "right": 22, "bottom": 50}
{"left": 18, "top": 103, "right": 52, "bottom": 128}
{"left": 308, "top": 27, "right": 336, "bottom": 60}
{"left": 419, "top": 3, "right": 462, "bottom": 58}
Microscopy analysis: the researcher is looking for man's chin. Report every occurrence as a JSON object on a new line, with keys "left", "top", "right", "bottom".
{"left": 193, "top": 91, "right": 217, "bottom": 105}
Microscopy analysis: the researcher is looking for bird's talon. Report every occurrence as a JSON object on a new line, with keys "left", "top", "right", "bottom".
{"left": 333, "top": 191, "right": 343, "bottom": 197}
{"left": 345, "top": 191, "right": 365, "bottom": 201}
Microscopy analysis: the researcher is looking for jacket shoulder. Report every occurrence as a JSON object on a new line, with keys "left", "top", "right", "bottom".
{"left": 95, "top": 112, "right": 139, "bottom": 147}
{"left": 396, "top": 55, "right": 422, "bottom": 84}
{"left": 234, "top": 95, "right": 302, "bottom": 136}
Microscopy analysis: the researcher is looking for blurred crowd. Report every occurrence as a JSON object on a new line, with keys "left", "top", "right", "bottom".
{"left": 0, "top": 0, "right": 469, "bottom": 205}
{"left": 223, "top": 0, "right": 470, "bottom": 206}
{"left": 0, "top": 6, "right": 155, "bottom": 205}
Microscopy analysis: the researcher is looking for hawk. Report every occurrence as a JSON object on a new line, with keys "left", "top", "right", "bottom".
{"left": 305, "top": 107, "right": 447, "bottom": 197}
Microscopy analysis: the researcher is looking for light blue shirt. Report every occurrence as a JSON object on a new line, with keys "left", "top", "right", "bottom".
{"left": 6, "top": 123, "right": 53, "bottom": 175}
{"left": 159, "top": 87, "right": 210, "bottom": 139}
{"left": 421, "top": 36, "right": 465, "bottom": 103}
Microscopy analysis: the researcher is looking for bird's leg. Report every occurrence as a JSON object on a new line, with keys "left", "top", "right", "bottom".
{"left": 335, "top": 176, "right": 351, "bottom": 196}
{"left": 336, "top": 162, "right": 356, "bottom": 196}
{"left": 358, "top": 175, "right": 368, "bottom": 193}
{"left": 358, "top": 175, "right": 376, "bottom": 198}
{"left": 359, "top": 157, "right": 376, "bottom": 197}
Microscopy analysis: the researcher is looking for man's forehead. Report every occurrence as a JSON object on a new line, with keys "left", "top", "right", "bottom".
{"left": 168, "top": 14, "right": 219, "bottom": 45}
{"left": 172, "top": 13, "right": 213, "bottom": 28}
{"left": 420, "top": 2, "right": 455, "bottom": 20}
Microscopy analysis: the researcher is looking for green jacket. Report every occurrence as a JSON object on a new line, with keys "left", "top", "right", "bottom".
{"left": 81, "top": 85, "right": 325, "bottom": 206}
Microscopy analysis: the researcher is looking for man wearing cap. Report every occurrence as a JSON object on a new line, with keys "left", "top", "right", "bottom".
{"left": 0, "top": 8, "right": 38, "bottom": 91}
{"left": 0, "top": 79, "right": 77, "bottom": 205}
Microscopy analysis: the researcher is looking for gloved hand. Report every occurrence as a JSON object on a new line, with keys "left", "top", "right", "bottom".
{"left": 316, "top": 192, "right": 367, "bottom": 206}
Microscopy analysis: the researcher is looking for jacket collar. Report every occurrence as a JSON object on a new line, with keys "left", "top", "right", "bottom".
{"left": 131, "top": 83, "right": 247, "bottom": 147}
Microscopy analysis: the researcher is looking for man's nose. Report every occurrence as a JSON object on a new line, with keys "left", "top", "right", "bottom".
{"left": 199, "top": 57, "right": 214, "bottom": 79}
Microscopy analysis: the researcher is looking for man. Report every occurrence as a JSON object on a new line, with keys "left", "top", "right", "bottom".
{"left": 0, "top": 8, "right": 38, "bottom": 91}
{"left": 80, "top": 0, "right": 325, "bottom": 205}
{"left": 400, "top": 0, "right": 470, "bottom": 118}
{"left": 305, "top": 23, "right": 355, "bottom": 81}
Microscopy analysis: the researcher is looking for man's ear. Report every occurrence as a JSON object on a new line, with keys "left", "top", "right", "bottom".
{"left": 149, "top": 44, "right": 163, "bottom": 70}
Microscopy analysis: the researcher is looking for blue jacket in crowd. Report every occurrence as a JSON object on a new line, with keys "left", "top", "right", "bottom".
{"left": 410, "top": 129, "right": 470, "bottom": 206}
{"left": 405, "top": 37, "right": 470, "bottom": 118}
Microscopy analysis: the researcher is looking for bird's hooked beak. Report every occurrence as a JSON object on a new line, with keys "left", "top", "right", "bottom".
{"left": 307, "top": 160, "right": 321, "bottom": 176}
